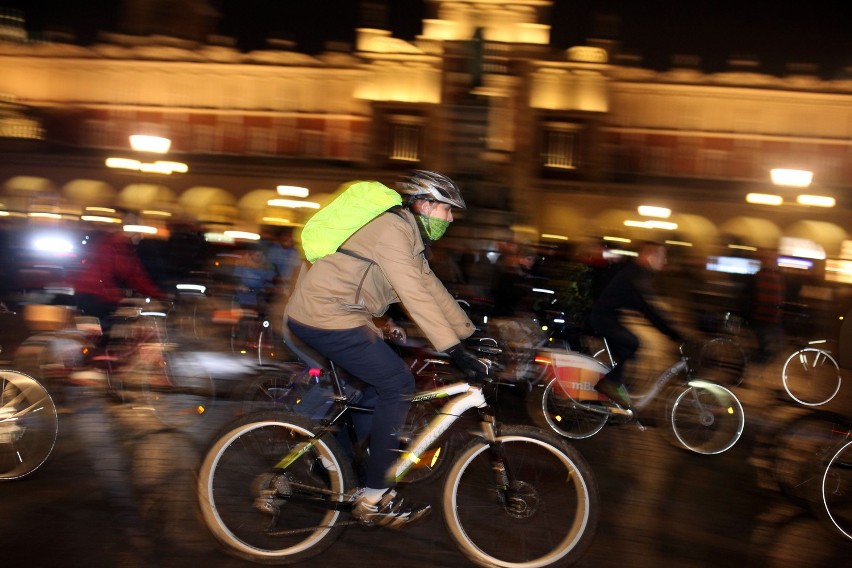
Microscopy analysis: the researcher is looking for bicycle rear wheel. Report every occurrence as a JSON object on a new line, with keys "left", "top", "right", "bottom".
{"left": 0, "top": 370, "right": 59, "bottom": 480}
{"left": 669, "top": 380, "right": 744, "bottom": 454}
{"left": 537, "top": 378, "right": 607, "bottom": 439}
{"left": 819, "top": 439, "right": 852, "bottom": 541}
{"left": 697, "top": 336, "right": 747, "bottom": 387}
{"left": 237, "top": 364, "right": 312, "bottom": 415}
{"left": 782, "top": 348, "right": 841, "bottom": 407}
{"left": 198, "top": 411, "right": 356, "bottom": 564}
{"left": 442, "top": 425, "right": 598, "bottom": 568}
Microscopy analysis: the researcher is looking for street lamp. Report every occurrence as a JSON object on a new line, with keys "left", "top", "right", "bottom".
{"left": 129, "top": 135, "right": 171, "bottom": 154}
{"left": 770, "top": 168, "right": 813, "bottom": 187}
{"left": 105, "top": 136, "right": 187, "bottom": 174}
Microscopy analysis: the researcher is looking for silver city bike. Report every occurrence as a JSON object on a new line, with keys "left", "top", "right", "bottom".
{"left": 532, "top": 340, "right": 745, "bottom": 455}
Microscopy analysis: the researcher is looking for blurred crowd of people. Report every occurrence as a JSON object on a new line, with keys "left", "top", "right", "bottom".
{"left": 0, "top": 212, "right": 849, "bottom": 370}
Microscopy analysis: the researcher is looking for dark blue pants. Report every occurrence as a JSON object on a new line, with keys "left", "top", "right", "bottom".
{"left": 589, "top": 315, "right": 639, "bottom": 385}
{"left": 287, "top": 319, "right": 414, "bottom": 489}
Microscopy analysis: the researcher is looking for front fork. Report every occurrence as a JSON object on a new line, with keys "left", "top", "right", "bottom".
{"left": 480, "top": 412, "right": 511, "bottom": 505}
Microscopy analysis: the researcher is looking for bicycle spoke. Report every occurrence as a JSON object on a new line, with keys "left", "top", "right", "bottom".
{"left": 444, "top": 428, "right": 597, "bottom": 567}
{"left": 198, "top": 413, "right": 354, "bottom": 563}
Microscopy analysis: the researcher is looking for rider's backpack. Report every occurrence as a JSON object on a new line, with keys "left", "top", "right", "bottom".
{"left": 299, "top": 180, "right": 402, "bottom": 263}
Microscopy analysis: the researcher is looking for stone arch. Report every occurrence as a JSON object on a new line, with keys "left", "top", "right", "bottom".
{"left": 62, "top": 179, "right": 116, "bottom": 208}
{"left": 718, "top": 216, "right": 783, "bottom": 249}
{"left": 783, "top": 220, "right": 847, "bottom": 258}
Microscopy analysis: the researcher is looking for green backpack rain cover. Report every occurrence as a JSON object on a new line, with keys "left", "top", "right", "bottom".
{"left": 300, "top": 180, "right": 402, "bottom": 263}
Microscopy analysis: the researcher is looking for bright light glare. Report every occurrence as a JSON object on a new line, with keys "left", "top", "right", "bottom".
{"left": 276, "top": 185, "right": 310, "bottom": 197}
{"left": 770, "top": 168, "right": 813, "bottom": 187}
{"left": 638, "top": 206, "right": 671, "bottom": 218}
{"left": 106, "top": 157, "right": 141, "bottom": 169}
{"left": 746, "top": 193, "right": 783, "bottom": 205}
{"left": 624, "top": 220, "right": 678, "bottom": 230}
{"left": 106, "top": 157, "right": 187, "bottom": 174}
{"left": 81, "top": 215, "right": 122, "bottom": 224}
{"left": 729, "top": 244, "right": 757, "bottom": 251}
{"left": 267, "top": 199, "right": 321, "bottom": 209}
{"left": 541, "top": 233, "right": 568, "bottom": 240}
{"left": 130, "top": 135, "right": 171, "bottom": 153}
{"left": 778, "top": 257, "right": 814, "bottom": 270}
{"left": 796, "top": 194, "right": 835, "bottom": 207}
{"left": 34, "top": 237, "right": 74, "bottom": 254}
{"left": 224, "top": 230, "right": 261, "bottom": 240}
{"left": 123, "top": 224, "right": 158, "bottom": 235}
{"left": 204, "top": 232, "right": 235, "bottom": 244}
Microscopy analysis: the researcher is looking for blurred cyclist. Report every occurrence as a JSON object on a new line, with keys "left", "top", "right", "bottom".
{"left": 73, "top": 214, "right": 165, "bottom": 334}
{"left": 286, "top": 170, "right": 488, "bottom": 528}
{"left": 589, "top": 241, "right": 685, "bottom": 407}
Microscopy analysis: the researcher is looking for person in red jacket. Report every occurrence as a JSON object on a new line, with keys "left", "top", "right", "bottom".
{"left": 72, "top": 218, "right": 165, "bottom": 331}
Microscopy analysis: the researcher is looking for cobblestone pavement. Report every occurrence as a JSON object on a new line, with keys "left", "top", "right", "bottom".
{"left": 2, "top": 344, "right": 852, "bottom": 568}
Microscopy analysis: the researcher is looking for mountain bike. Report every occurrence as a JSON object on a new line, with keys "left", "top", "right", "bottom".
{"left": 531, "top": 340, "right": 745, "bottom": 454}
{"left": 197, "top": 337, "right": 599, "bottom": 567}
{"left": 0, "top": 368, "right": 59, "bottom": 480}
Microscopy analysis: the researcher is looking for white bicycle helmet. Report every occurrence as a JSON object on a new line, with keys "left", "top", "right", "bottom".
{"left": 397, "top": 170, "right": 466, "bottom": 210}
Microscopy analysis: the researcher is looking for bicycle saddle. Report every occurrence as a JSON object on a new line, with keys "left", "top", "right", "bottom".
{"left": 281, "top": 316, "right": 330, "bottom": 371}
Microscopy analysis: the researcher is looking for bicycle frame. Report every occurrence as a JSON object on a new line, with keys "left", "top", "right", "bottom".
{"left": 274, "top": 361, "right": 488, "bottom": 486}
{"left": 539, "top": 342, "right": 694, "bottom": 415}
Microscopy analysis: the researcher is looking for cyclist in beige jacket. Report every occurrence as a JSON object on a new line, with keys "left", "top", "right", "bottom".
{"left": 286, "top": 171, "right": 488, "bottom": 528}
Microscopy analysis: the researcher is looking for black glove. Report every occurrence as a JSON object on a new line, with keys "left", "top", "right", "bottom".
{"left": 446, "top": 343, "right": 491, "bottom": 379}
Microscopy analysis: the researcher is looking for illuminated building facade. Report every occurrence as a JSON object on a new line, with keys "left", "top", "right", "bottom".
{"left": 0, "top": 0, "right": 850, "bottom": 274}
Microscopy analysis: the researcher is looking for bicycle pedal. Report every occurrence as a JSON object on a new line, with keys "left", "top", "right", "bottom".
{"left": 608, "top": 405, "right": 633, "bottom": 417}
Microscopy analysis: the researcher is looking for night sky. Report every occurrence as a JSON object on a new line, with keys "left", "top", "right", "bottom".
{"left": 3, "top": 0, "right": 850, "bottom": 77}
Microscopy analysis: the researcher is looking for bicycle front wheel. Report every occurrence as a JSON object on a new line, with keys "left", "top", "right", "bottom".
{"left": 442, "top": 425, "right": 598, "bottom": 568}
{"left": 820, "top": 439, "right": 852, "bottom": 541}
{"left": 670, "top": 380, "right": 744, "bottom": 455}
{"left": 537, "top": 378, "right": 607, "bottom": 439}
{"left": 0, "top": 370, "right": 59, "bottom": 480}
{"left": 198, "top": 411, "right": 356, "bottom": 564}
{"left": 782, "top": 348, "right": 841, "bottom": 407}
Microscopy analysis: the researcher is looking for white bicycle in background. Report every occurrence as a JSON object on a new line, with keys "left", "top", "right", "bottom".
{"left": 781, "top": 339, "right": 842, "bottom": 407}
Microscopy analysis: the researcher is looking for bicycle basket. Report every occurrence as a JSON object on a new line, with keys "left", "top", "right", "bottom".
{"left": 542, "top": 349, "right": 609, "bottom": 401}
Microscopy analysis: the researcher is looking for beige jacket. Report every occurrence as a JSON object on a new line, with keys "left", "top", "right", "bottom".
{"left": 286, "top": 208, "right": 475, "bottom": 352}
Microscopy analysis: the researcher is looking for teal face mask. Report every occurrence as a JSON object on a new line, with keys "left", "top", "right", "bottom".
{"left": 417, "top": 214, "right": 450, "bottom": 241}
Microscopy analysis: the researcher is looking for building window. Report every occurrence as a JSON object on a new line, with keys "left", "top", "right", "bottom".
{"left": 247, "top": 127, "right": 274, "bottom": 155}
{"left": 85, "top": 119, "right": 112, "bottom": 148}
{"left": 388, "top": 115, "right": 423, "bottom": 162}
{"left": 192, "top": 124, "right": 216, "bottom": 153}
{"left": 701, "top": 149, "right": 728, "bottom": 178}
{"left": 301, "top": 130, "right": 326, "bottom": 157}
{"left": 541, "top": 123, "right": 579, "bottom": 169}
